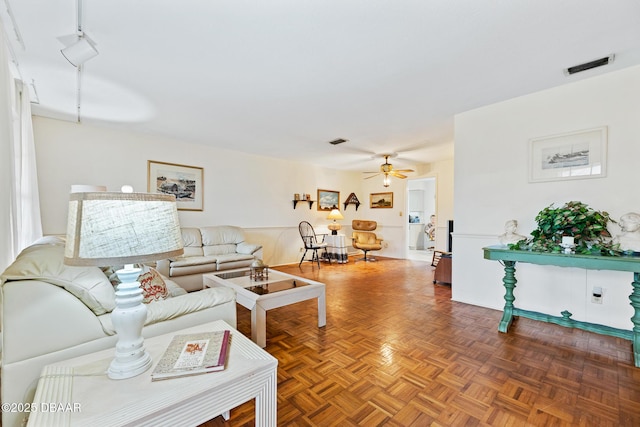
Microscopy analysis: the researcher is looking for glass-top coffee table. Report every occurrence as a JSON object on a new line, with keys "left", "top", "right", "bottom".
{"left": 203, "top": 269, "right": 326, "bottom": 347}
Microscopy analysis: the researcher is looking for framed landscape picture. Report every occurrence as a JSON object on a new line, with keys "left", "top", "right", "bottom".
{"left": 370, "top": 192, "right": 393, "bottom": 209}
{"left": 317, "top": 189, "right": 339, "bottom": 211}
{"left": 529, "top": 127, "right": 607, "bottom": 183}
{"left": 148, "top": 160, "right": 204, "bottom": 211}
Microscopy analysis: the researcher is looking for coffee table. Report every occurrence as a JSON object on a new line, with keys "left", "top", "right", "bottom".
{"left": 27, "top": 320, "right": 277, "bottom": 427}
{"left": 203, "top": 268, "right": 326, "bottom": 348}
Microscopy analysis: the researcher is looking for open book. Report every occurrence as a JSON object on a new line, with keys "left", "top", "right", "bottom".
{"left": 151, "top": 330, "right": 231, "bottom": 381}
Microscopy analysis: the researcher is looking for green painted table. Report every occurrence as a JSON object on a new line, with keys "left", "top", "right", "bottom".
{"left": 483, "top": 245, "right": 640, "bottom": 367}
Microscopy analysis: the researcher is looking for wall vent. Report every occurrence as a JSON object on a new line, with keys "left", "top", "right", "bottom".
{"left": 564, "top": 55, "right": 614, "bottom": 75}
{"left": 328, "top": 138, "right": 348, "bottom": 145}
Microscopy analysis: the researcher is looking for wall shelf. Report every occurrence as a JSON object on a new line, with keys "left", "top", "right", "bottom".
{"left": 293, "top": 200, "right": 315, "bottom": 209}
{"left": 343, "top": 192, "right": 361, "bottom": 211}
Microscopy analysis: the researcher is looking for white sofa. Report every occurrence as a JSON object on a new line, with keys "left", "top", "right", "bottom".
{"left": 0, "top": 237, "right": 237, "bottom": 427}
{"left": 156, "top": 226, "right": 263, "bottom": 292}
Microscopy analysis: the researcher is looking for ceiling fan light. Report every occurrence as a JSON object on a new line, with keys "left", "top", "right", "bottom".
{"left": 61, "top": 36, "right": 98, "bottom": 66}
{"left": 383, "top": 174, "right": 391, "bottom": 187}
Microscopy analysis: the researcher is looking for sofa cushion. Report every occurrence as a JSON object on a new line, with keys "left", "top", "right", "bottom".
{"left": 216, "top": 253, "right": 255, "bottom": 264}
{"left": 201, "top": 226, "right": 244, "bottom": 246}
{"left": 237, "top": 241, "right": 261, "bottom": 255}
{"left": 204, "top": 244, "right": 238, "bottom": 256}
{"left": 164, "top": 278, "right": 188, "bottom": 297}
{"left": 169, "top": 255, "right": 217, "bottom": 268}
{"left": 179, "top": 228, "right": 204, "bottom": 257}
{"left": 97, "top": 287, "right": 236, "bottom": 334}
{"left": 1, "top": 237, "right": 116, "bottom": 315}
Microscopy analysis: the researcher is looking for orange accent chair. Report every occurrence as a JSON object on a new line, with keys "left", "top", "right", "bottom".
{"left": 351, "top": 220, "right": 383, "bottom": 261}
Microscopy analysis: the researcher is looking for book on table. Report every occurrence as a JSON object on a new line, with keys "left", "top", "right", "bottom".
{"left": 151, "top": 330, "right": 231, "bottom": 381}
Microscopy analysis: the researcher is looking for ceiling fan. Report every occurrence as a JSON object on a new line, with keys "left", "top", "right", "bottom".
{"left": 364, "top": 154, "right": 414, "bottom": 187}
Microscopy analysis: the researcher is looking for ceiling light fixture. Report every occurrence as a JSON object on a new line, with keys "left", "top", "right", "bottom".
{"left": 61, "top": 35, "right": 98, "bottom": 66}
{"left": 57, "top": 0, "right": 98, "bottom": 123}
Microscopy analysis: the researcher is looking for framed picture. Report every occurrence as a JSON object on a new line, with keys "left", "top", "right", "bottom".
{"left": 317, "top": 189, "right": 339, "bottom": 211}
{"left": 148, "top": 160, "right": 204, "bottom": 211}
{"left": 370, "top": 192, "right": 393, "bottom": 209}
{"left": 529, "top": 127, "right": 607, "bottom": 183}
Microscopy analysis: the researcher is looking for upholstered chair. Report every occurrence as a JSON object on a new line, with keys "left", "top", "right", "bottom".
{"left": 351, "top": 220, "right": 383, "bottom": 261}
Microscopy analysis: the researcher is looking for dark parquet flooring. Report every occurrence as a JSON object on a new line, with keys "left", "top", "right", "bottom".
{"left": 201, "top": 256, "right": 640, "bottom": 426}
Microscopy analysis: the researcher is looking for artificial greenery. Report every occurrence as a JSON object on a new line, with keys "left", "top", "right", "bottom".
{"left": 509, "top": 201, "right": 620, "bottom": 255}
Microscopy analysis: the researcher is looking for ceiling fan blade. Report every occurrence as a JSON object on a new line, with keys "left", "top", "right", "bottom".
{"left": 390, "top": 171, "right": 408, "bottom": 179}
{"left": 364, "top": 173, "right": 381, "bottom": 179}
{"left": 395, "top": 168, "right": 415, "bottom": 173}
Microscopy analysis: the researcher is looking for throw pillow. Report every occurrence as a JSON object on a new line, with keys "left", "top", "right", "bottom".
{"left": 138, "top": 267, "right": 170, "bottom": 304}
{"left": 103, "top": 265, "right": 170, "bottom": 304}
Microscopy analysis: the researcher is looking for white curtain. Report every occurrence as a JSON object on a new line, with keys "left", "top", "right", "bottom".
{"left": 12, "top": 80, "right": 43, "bottom": 254}
{"left": 0, "top": 22, "right": 42, "bottom": 271}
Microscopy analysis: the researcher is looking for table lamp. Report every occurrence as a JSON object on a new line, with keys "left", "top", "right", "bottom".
{"left": 64, "top": 191, "right": 184, "bottom": 379}
{"left": 327, "top": 209, "right": 344, "bottom": 235}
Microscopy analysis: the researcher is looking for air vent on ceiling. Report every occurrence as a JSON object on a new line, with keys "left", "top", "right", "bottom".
{"left": 564, "top": 55, "right": 614, "bottom": 76}
{"left": 328, "top": 138, "right": 348, "bottom": 145}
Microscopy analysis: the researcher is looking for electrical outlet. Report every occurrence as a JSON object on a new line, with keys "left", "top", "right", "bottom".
{"left": 592, "top": 286, "right": 603, "bottom": 304}
{"left": 300, "top": 247, "right": 304, "bottom": 253}
{"left": 384, "top": 242, "right": 389, "bottom": 248}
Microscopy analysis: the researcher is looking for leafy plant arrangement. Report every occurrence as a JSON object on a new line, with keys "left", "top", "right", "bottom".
{"left": 509, "top": 201, "right": 620, "bottom": 255}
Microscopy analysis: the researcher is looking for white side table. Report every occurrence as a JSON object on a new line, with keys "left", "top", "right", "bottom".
{"left": 27, "top": 320, "right": 277, "bottom": 427}
{"left": 324, "top": 234, "right": 349, "bottom": 263}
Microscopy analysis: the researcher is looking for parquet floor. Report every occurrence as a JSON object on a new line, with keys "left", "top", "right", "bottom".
{"left": 201, "top": 257, "right": 640, "bottom": 426}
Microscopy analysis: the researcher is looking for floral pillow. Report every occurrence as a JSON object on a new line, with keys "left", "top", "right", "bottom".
{"left": 138, "top": 267, "right": 170, "bottom": 303}
{"left": 102, "top": 265, "right": 169, "bottom": 304}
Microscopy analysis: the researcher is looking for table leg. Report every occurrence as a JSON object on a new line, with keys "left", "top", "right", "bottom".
{"left": 630, "top": 272, "right": 640, "bottom": 368}
{"left": 254, "top": 367, "right": 278, "bottom": 427}
{"left": 318, "top": 291, "right": 326, "bottom": 327}
{"left": 252, "top": 305, "right": 267, "bottom": 348}
{"left": 499, "top": 260, "right": 517, "bottom": 333}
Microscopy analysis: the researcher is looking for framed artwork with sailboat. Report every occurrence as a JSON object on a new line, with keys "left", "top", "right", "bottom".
{"left": 528, "top": 126, "right": 607, "bottom": 183}
{"left": 148, "top": 160, "right": 204, "bottom": 211}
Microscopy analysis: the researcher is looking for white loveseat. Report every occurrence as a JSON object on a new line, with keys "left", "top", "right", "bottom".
{"left": 156, "top": 226, "right": 263, "bottom": 292}
{"left": 0, "top": 237, "right": 237, "bottom": 427}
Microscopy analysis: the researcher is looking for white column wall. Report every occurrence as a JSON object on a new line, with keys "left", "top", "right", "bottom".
{"left": 453, "top": 65, "right": 640, "bottom": 330}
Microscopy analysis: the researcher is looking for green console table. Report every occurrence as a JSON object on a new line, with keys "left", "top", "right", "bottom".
{"left": 483, "top": 245, "right": 640, "bottom": 367}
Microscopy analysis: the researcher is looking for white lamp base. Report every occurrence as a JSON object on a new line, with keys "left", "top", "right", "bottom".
{"left": 108, "top": 266, "right": 152, "bottom": 380}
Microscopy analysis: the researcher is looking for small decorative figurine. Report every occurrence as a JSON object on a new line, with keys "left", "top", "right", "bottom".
{"left": 250, "top": 259, "right": 269, "bottom": 281}
{"left": 560, "top": 236, "right": 575, "bottom": 254}
{"left": 425, "top": 214, "right": 436, "bottom": 241}
{"left": 498, "top": 219, "right": 527, "bottom": 245}
{"left": 613, "top": 212, "right": 640, "bottom": 253}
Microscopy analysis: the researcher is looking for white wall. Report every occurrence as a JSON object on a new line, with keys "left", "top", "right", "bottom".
{"left": 32, "top": 117, "right": 453, "bottom": 265}
{"left": 453, "top": 65, "right": 640, "bottom": 329}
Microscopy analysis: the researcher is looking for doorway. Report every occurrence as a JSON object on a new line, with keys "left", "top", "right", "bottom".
{"left": 406, "top": 177, "right": 436, "bottom": 262}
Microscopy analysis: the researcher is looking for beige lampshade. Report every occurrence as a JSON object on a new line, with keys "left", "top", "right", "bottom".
{"left": 327, "top": 209, "right": 344, "bottom": 220}
{"left": 64, "top": 192, "right": 184, "bottom": 266}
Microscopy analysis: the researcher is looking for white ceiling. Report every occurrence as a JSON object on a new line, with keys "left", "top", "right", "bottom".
{"left": 4, "top": 0, "right": 640, "bottom": 172}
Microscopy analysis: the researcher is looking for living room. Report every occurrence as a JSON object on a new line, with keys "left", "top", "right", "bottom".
{"left": 23, "top": 64, "right": 640, "bottom": 338}
{"left": 2, "top": 1, "right": 640, "bottom": 425}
